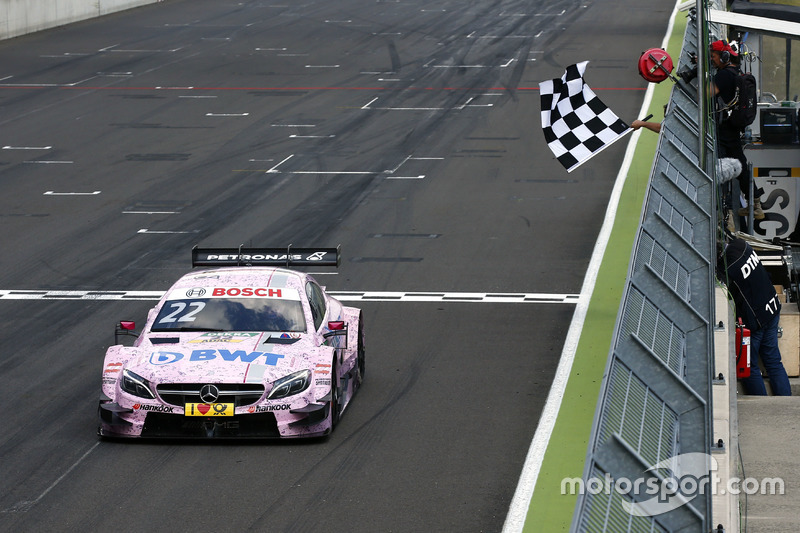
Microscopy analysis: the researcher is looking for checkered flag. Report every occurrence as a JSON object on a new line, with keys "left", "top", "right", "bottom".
{"left": 540, "top": 61, "right": 631, "bottom": 172}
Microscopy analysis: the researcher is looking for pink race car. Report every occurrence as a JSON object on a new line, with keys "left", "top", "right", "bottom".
{"left": 98, "top": 247, "right": 364, "bottom": 439}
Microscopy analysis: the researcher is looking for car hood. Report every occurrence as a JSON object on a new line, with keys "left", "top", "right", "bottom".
{"left": 126, "top": 331, "right": 318, "bottom": 384}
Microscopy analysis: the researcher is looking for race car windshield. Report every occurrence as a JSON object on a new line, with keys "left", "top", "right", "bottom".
{"left": 151, "top": 298, "right": 307, "bottom": 333}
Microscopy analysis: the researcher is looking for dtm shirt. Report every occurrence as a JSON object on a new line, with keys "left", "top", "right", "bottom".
{"left": 720, "top": 238, "right": 781, "bottom": 331}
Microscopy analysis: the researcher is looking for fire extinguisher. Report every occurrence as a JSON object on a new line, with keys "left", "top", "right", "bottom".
{"left": 735, "top": 318, "right": 751, "bottom": 378}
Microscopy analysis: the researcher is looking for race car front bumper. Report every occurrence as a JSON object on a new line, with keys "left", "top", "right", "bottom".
{"left": 98, "top": 400, "right": 331, "bottom": 439}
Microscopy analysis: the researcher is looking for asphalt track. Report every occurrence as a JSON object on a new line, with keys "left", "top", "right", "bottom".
{"left": 0, "top": 1, "right": 672, "bottom": 531}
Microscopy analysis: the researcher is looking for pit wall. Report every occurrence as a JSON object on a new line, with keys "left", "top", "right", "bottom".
{"left": 0, "top": 0, "right": 161, "bottom": 40}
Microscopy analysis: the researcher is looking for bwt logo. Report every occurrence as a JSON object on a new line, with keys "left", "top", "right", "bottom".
{"left": 561, "top": 453, "right": 784, "bottom": 517}
{"left": 149, "top": 350, "right": 285, "bottom": 366}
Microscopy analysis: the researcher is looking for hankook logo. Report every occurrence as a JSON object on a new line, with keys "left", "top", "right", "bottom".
{"left": 186, "top": 288, "right": 206, "bottom": 298}
{"left": 199, "top": 384, "right": 220, "bottom": 403}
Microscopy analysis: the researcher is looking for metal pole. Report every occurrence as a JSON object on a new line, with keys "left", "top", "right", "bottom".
{"left": 786, "top": 39, "right": 792, "bottom": 101}
{"left": 697, "top": 0, "right": 707, "bottom": 171}
{"left": 748, "top": 161, "right": 754, "bottom": 231}
{"left": 699, "top": 3, "right": 715, "bottom": 532}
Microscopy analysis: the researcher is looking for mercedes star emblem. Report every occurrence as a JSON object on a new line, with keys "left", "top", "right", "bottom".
{"left": 199, "top": 384, "right": 220, "bottom": 403}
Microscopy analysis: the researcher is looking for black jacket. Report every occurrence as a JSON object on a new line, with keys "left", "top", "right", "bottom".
{"left": 719, "top": 238, "right": 780, "bottom": 331}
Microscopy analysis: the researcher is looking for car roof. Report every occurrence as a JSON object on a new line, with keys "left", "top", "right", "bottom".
{"left": 169, "top": 267, "right": 309, "bottom": 293}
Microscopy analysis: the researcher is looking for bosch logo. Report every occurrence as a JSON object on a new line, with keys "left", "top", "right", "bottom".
{"left": 185, "top": 288, "right": 206, "bottom": 298}
{"left": 211, "top": 287, "right": 281, "bottom": 297}
{"left": 199, "top": 384, "right": 220, "bottom": 403}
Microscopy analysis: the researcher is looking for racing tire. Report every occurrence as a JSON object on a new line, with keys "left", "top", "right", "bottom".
{"left": 330, "top": 359, "right": 341, "bottom": 428}
{"left": 96, "top": 404, "right": 105, "bottom": 439}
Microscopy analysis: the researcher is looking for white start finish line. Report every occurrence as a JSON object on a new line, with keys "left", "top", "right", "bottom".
{"left": 0, "top": 290, "right": 579, "bottom": 303}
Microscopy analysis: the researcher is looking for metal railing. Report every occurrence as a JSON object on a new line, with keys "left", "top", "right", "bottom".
{"left": 571, "top": 3, "right": 723, "bottom": 530}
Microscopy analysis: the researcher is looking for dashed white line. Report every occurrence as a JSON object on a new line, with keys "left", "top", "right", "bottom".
{"left": 3, "top": 146, "right": 52, "bottom": 150}
{"left": 119, "top": 47, "right": 185, "bottom": 51}
{"left": 471, "top": 35, "right": 530, "bottom": 39}
{"left": 137, "top": 229, "right": 198, "bottom": 234}
{"left": 284, "top": 171, "right": 375, "bottom": 175}
{"left": 44, "top": 191, "right": 100, "bottom": 195}
{"left": 122, "top": 211, "right": 179, "bottom": 215}
{"left": 362, "top": 97, "right": 490, "bottom": 111}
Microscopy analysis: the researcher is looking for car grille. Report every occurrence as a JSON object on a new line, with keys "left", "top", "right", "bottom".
{"left": 156, "top": 383, "right": 265, "bottom": 407}
{"left": 141, "top": 412, "right": 280, "bottom": 438}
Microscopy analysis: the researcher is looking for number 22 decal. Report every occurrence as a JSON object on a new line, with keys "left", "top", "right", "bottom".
{"left": 158, "top": 301, "right": 206, "bottom": 323}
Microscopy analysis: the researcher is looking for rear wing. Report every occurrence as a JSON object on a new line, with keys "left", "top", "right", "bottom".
{"left": 192, "top": 245, "right": 340, "bottom": 267}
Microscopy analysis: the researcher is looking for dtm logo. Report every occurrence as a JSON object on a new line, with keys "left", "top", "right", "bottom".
{"left": 740, "top": 251, "right": 761, "bottom": 279}
{"left": 150, "top": 350, "right": 285, "bottom": 366}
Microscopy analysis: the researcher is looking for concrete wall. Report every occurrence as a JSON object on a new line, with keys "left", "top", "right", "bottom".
{"left": 0, "top": 0, "right": 161, "bottom": 40}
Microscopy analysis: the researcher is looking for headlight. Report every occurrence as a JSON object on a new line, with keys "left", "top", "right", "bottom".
{"left": 120, "top": 369, "right": 156, "bottom": 399}
{"left": 267, "top": 369, "right": 311, "bottom": 399}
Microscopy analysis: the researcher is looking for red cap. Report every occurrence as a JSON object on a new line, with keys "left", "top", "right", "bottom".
{"left": 710, "top": 39, "right": 738, "bottom": 56}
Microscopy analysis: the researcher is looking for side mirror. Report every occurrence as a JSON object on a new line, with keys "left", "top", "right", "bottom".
{"left": 115, "top": 321, "right": 139, "bottom": 345}
{"left": 322, "top": 321, "right": 348, "bottom": 348}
